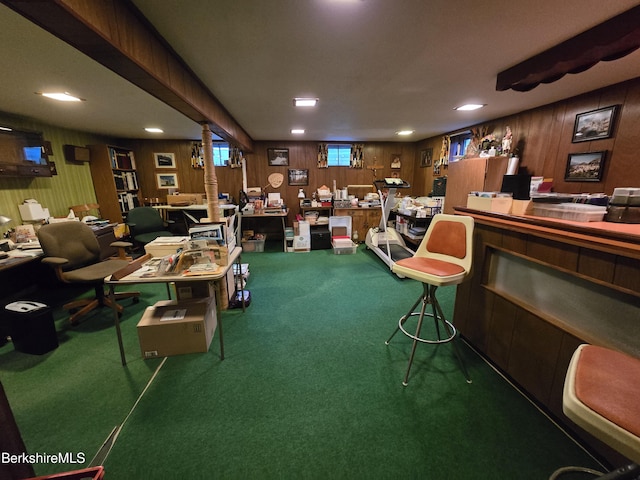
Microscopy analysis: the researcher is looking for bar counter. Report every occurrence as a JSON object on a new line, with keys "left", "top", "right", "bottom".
{"left": 452, "top": 207, "right": 640, "bottom": 466}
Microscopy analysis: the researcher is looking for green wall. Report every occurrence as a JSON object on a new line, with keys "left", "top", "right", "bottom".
{"left": 0, "top": 112, "right": 113, "bottom": 236}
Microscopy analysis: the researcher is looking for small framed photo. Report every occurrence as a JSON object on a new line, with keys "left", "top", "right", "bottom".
{"left": 288, "top": 168, "right": 308, "bottom": 186}
{"left": 420, "top": 148, "right": 433, "bottom": 167}
{"left": 565, "top": 151, "right": 606, "bottom": 182}
{"left": 390, "top": 154, "right": 401, "bottom": 169}
{"left": 156, "top": 172, "right": 179, "bottom": 189}
{"left": 572, "top": 105, "right": 617, "bottom": 143}
{"left": 154, "top": 152, "right": 176, "bottom": 168}
{"left": 268, "top": 148, "right": 289, "bottom": 166}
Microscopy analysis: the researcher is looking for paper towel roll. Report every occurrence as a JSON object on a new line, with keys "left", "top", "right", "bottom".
{"left": 506, "top": 156, "right": 519, "bottom": 175}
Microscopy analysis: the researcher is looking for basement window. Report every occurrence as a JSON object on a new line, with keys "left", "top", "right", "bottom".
{"left": 212, "top": 143, "right": 229, "bottom": 166}
{"left": 327, "top": 144, "right": 351, "bottom": 166}
{"left": 449, "top": 132, "right": 471, "bottom": 162}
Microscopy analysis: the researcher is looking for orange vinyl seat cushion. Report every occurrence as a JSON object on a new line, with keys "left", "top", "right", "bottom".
{"left": 395, "top": 257, "right": 465, "bottom": 277}
{"left": 574, "top": 345, "right": 640, "bottom": 439}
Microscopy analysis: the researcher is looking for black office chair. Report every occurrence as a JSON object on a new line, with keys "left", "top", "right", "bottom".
{"left": 125, "top": 206, "right": 175, "bottom": 247}
{"left": 37, "top": 221, "right": 139, "bottom": 325}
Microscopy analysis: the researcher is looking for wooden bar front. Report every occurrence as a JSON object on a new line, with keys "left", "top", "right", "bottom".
{"left": 452, "top": 207, "right": 640, "bottom": 467}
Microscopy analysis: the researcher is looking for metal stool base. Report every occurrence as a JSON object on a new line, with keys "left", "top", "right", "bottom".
{"left": 386, "top": 283, "right": 471, "bottom": 386}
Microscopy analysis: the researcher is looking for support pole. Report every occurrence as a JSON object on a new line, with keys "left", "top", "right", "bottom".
{"left": 202, "top": 123, "right": 220, "bottom": 222}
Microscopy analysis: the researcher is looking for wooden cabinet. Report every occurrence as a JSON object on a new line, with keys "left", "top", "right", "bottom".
{"left": 88, "top": 145, "right": 140, "bottom": 223}
{"left": 443, "top": 156, "right": 509, "bottom": 214}
{"left": 333, "top": 208, "right": 381, "bottom": 241}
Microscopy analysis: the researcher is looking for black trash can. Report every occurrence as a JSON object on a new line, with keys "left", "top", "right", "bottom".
{"left": 5, "top": 301, "right": 58, "bottom": 355}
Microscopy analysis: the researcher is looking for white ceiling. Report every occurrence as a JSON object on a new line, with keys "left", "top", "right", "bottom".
{"left": 1, "top": 0, "right": 640, "bottom": 144}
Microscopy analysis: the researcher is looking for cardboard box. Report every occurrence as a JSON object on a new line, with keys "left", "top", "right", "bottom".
{"left": 167, "top": 193, "right": 204, "bottom": 205}
{"left": 137, "top": 298, "right": 217, "bottom": 359}
{"left": 144, "top": 236, "right": 189, "bottom": 257}
{"left": 466, "top": 195, "right": 513, "bottom": 214}
{"left": 173, "top": 280, "right": 215, "bottom": 301}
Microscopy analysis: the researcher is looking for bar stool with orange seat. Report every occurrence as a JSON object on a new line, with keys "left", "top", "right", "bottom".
{"left": 550, "top": 344, "right": 640, "bottom": 479}
{"left": 385, "top": 213, "right": 474, "bottom": 386}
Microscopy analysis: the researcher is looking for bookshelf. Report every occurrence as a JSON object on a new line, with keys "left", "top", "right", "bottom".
{"left": 88, "top": 145, "right": 141, "bottom": 223}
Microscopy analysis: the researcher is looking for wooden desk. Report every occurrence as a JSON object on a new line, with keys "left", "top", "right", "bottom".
{"left": 105, "top": 246, "right": 243, "bottom": 365}
{"left": 240, "top": 210, "right": 288, "bottom": 251}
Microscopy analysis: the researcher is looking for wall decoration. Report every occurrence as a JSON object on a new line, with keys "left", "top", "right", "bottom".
{"left": 317, "top": 143, "right": 328, "bottom": 168}
{"left": 350, "top": 143, "right": 364, "bottom": 169}
{"left": 156, "top": 172, "right": 179, "bottom": 189}
{"left": 390, "top": 154, "right": 401, "bottom": 169}
{"left": 572, "top": 105, "right": 617, "bottom": 143}
{"left": 268, "top": 148, "right": 289, "bottom": 166}
{"left": 154, "top": 152, "right": 176, "bottom": 168}
{"left": 565, "top": 151, "right": 606, "bottom": 182}
{"left": 288, "top": 168, "right": 308, "bottom": 186}
{"left": 420, "top": 148, "right": 433, "bottom": 167}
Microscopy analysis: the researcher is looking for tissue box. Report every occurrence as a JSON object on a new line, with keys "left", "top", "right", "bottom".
{"left": 466, "top": 195, "right": 513, "bottom": 214}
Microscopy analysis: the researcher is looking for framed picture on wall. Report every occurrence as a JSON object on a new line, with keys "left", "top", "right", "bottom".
{"left": 288, "top": 168, "right": 308, "bottom": 186}
{"left": 420, "top": 148, "right": 433, "bottom": 167}
{"left": 268, "top": 148, "right": 289, "bottom": 166}
{"left": 572, "top": 105, "right": 617, "bottom": 143}
{"left": 156, "top": 172, "right": 179, "bottom": 189}
{"left": 154, "top": 152, "right": 176, "bottom": 168}
{"left": 564, "top": 151, "right": 606, "bottom": 182}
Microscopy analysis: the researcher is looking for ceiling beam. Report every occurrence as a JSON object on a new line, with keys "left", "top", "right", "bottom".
{"left": 1, "top": 0, "right": 254, "bottom": 152}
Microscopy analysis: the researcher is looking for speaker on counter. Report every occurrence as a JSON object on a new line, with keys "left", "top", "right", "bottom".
{"left": 501, "top": 174, "right": 531, "bottom": 200}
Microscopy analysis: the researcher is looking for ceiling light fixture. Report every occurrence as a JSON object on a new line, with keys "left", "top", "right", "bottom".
{"left": 454, "top": 104, "right": 485, "bottom": 111}
{"left": 145, "top": 127, "right": 164, "bottom": 133}
{"left": 396, "top": 130, "right": 414, "bottom": 136}
{"left": 38, "top": 92, "right": 84, "bottom": 102}
{"left": 0, "top": 126, "right": 12, "bottom": 131}
{"left": 291, "top": 129, "right": 305, "bottom": 134}
{"left": 293, "top": 98, "right": 318, "bottom": 107}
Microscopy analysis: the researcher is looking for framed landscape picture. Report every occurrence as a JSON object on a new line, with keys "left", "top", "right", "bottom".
{"left": 154, "top": 152, "right": 176, "bottom": 168}
{"left": 572, "top": 105, "right": 617, "bottom": 143}
{"left": 288, "top": 168, "right": 308, "bottom": 186}
{"left": 564, "top": 151, "right": 606, "bottom": 182}
{"left": 268, "top": 148, "right": 289, "bottom": 166}
{"left": 156, "top": 172, "right": 179, "bottom": 188}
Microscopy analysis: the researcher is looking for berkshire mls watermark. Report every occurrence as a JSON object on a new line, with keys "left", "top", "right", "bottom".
{"left": 2, "top": 451, "right": 86, "bottom": 465}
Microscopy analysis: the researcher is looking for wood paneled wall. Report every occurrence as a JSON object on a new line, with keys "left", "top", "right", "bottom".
{"left": 128, "top": 139, "right": 419, "bottom": 226}
{"left": 416, "top": 77, "right": 640, "bottom": 197}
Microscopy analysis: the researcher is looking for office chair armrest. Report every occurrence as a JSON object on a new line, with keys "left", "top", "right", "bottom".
{"left": 41, "top": 256, "right": 69, "bottom": 283}
{"left": 110, "top": 240, "right": 133, "bottom": 260}
{"left": 41, "top": 256, "right": 69, "bottom": 267}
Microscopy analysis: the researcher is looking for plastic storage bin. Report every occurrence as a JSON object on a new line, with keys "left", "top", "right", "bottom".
{"left": 241, "top": 237, "right": 266, "bottom": 252}
{"left": 332, "top": 238, "right": 357, "bottom": 255}
{"left": 532, "top": 203, "right": 607, "bottom": 222}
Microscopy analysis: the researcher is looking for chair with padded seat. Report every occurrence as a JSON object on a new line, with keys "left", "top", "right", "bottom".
{"left": 37, "top": 221, "right": 139, "bottom": 325}
{"left": 385, "top": 213, "right": 474, "bottom": 386}
{"left": 125, "top": 206, "right": 175, "bottom": 247}
{"left": 550, "top": 344, "right": 640, "bottom": 479}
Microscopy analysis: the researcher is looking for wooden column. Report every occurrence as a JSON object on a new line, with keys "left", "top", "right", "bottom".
{"left": 202, "top": 124, "right": 220, "bottom": 222}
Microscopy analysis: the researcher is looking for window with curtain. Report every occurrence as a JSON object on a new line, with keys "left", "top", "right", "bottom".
{"left": 212, "top": 143, "right": 230, "bottom": 166}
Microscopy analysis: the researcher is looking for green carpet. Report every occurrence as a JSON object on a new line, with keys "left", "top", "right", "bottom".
{"left": 1, "top": 243, "right": 602, "bottom": 479}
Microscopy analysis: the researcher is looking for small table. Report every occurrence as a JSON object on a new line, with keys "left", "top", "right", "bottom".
{"left": 105, "top": 246, "right": 243, "bottom": 365}
{"left": 240, "top": 210, "right": 288, "bottom": 251}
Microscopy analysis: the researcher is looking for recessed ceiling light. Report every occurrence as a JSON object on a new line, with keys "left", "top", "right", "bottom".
{"left": 145, "top": 127, "right": 164, "bottom": 133}
{"left": 0, "top": 126, "right": 12, "bottom": 131}
{"left": 293, "top": 98, "right": 318, "bottom": 107}
{"left": 396, "top": 130, "right": 414, "bottom": 136}
{"left": 455, "top": 104, "right": 486, "bottom": 111}
{"left": 291, "top": 129, "right": 305, "bottom": 134}
{"left": 37, "top": 92, "right": 84, "bottom": 102}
